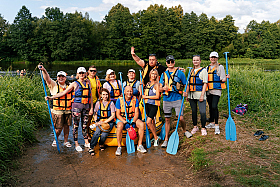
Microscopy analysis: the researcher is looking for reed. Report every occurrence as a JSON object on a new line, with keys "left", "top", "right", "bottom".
{"left": 0, "top": 74, "right": 49, "bottom": 183}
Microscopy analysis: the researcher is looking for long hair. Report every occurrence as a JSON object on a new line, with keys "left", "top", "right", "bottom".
{"left": 105, "top": 74, "right": 116, "bottom": 82}
{"left": 99, "top": 88, "right": 111, "bottom": 102}
{"left": 149, "top": 69, "right": 159, "bottom": 83}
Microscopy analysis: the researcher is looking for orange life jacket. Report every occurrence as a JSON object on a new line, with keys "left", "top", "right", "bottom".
{"left": 207, "top": 64, "right": 226, "bottom": 90}
{"left": 120, "top": 96, "right": 137, "bottom": 120}
{"left": 52, "top": 82, "right": 72, "bottom": 110}
{"left": 72, "top": 80, "right": 91, "bottom": 104}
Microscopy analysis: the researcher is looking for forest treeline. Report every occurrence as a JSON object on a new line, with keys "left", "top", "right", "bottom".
{"left": 0, "top": 4, "right": 280, "bottom": 63}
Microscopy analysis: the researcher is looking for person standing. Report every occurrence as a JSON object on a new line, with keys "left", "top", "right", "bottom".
{"left": 141, "top": 69, "right": 160, "bottom": 146}
{"left": 184, "top": 55, "right": 208, "bottom": 136}
{"left": 123, "top": 69, "right": 140, "bottom": 98}
{"left": 159, "top": 55, "right": 191, "bottom": 148}
{"left": 46, "top": 67, "right": 93, "bottom": 152}
{"left": 205, "top": 52, "right": 230, "bottom": 135}
{"left": 103, "top": 69, "right": 122, "bottom": 103}
{"left": 38, "top": 65, "right": 72, "bottom": 148}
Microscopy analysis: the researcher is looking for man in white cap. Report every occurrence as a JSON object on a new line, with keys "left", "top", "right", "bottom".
{"left": 123, "top": 69, "right": 140, "bottom": 98}
{"left": 38, "top": 65, "right": 72, "bottom": 148}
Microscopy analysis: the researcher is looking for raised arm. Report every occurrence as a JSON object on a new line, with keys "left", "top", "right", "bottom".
{"left": 38, "top": 65, "right": 52, "bottom": 85}
{"left": 131, "top": 46, "right": 145, "bottom": 68}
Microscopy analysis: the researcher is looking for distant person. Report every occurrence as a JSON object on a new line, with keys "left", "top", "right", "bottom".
{"left": 86, "top": 65, "right": 101, "bottom": 134}
{"left": 88, "top": 88, "right": 115, "bottom": 156}
{"left": 184, "top": 55, "right": 208, "bottom": 136}
{"left": 115, "top": 86, "right": 146, "bottom": 156}
{"left": 205, "top": 52, "right": 230, "bottom": 135}
{"left": 103, "top": 69, "right": 122, "bottom": 103}
{"left": 46, "top": 67, "right": 93, "bottom": 152}
{"left": 123, "top": 69, "right": 140, "bottom": 98}
{"left": 159, "top": 55, "right": 191, "bottom": 148}
{"left": 131, "top": 47, "right": 167, "bottom": 85}
{"left": 38, "top": 65, "right": 72, "bottom": 148}
{"left": 141, "top": 69, "right": 160, "bottom": 146}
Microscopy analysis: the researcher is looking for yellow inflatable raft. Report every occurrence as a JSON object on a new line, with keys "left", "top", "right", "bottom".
{"left": 88, "top": 101, "right": 164, "bottom": 147}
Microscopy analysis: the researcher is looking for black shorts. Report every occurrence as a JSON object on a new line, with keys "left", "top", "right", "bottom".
{"left": 145, "top": 103, "right": 158, "bottom": 119}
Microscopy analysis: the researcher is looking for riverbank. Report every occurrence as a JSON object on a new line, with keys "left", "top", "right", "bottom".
{"left": 1, "top": 66, "right": 280, "bottom": 186}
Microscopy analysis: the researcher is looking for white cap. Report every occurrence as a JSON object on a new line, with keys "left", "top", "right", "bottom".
{"left": 128, "top": 69, "right": 135, "bottom": 73}
{"left": 57, "top": 71, "right": 66, "bottom": 77}
{"left": 77, "top": 67, "right": 86, "bottom": 74}
{"left": 106, "top": 69, "right": 114, "bottom": 75}
{"left": 209, "top": 51, "right": 219, "bottom": 58}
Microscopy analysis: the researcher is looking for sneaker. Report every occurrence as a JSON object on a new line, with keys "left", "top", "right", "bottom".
{"left": 215, "top": 126, "right": 220, "bottom": 135}
{"left": 137, "top": 145, "right": 147, "bottom": 153}
{"left": 185, "top": 131, "right": 192, "bottom": 138}
{"left": 154, "top": 137, "right": 159, "bottom": 147}
{"left": 115, "top": 147, "right": 122, "bottom": 156}
{"left": 52, "top": 140, "right": 57, "bottom": 147}
{"left": 201, "top": 129, "right": 207, "bottom": 136}
{"left": 191, "top": 126, "right": 199, "bottom": 134}
{"left": 205, "top": 123, "right": 215, "bottom": 129}
{"left": 161, "top": 141, "right": 168, "bottom": 148}
{"left": 75, "top": 146, "right": 83, "bottom": 152}
{"left": 84, "top": 143, "right": 90, "bottom": 148}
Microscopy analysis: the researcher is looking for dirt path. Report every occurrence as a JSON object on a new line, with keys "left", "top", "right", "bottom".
{"left": 11, "top": 127, "right": 200, "bottom": 187}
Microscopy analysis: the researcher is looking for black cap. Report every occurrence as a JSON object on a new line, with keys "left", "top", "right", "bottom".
{"left": 166, "top": 55, "right": 175, "bottom": 61}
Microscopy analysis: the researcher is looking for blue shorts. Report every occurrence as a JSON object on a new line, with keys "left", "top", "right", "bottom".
{"left": 115, "top": 118, "right": 135, "bottom": 130}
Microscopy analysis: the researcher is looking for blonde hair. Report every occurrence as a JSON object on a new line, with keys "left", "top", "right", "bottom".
{"left": 105, "top": 73, "right": 116, "bottom": 81}
{"left": 149, "top": 69, "right": 159, "bottom": 82}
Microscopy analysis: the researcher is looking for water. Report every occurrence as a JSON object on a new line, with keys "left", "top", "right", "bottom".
{"left": 0, "top": 63, "right": 143, "bottom": 83}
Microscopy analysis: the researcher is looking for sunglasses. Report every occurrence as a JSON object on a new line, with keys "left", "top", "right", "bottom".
{"left": 193, "top": 55, "right": 200, "bottom": 57}
{"left": 210, "top": 56, "right": 218, "bottom": 58}
{"left": 79, "top": 72, "right": 85, "bottom": 74}
{"left": 89, "top": 70, "right": 96, "bottom": 72}
{"left": 166, "top": 60, "right": 175, "bottom": 64}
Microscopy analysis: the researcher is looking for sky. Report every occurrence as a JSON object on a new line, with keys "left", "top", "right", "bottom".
{"left": 1, "top": 0, "right": 280, "bottom": 33}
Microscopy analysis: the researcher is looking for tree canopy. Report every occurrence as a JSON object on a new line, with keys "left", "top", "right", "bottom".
{"left": 1, "top": 4, "right": 280, "bottom": 63}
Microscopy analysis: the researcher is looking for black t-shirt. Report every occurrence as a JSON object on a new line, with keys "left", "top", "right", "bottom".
{"left": 143, "top": 61, "right": 167, "bottom": 85}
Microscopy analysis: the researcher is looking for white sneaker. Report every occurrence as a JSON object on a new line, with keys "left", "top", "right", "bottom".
{"left": 206, "top": 123, "right": 215, "bottom": 129}
{"left": 215, "top": 126, "right": 220, "bottom": 135}
{"left": 137, "top": 145, "right": 147, "bottom": 153}
{"left": 185, "top": 131, "right": 192, "bottom": 138}
{"left": 161, "top": 141, "right": 168, "bottom": 148}
{"left": 84, "top": 143, "right": 90, "bottom": 148}
{"left": 75, "top": 146, "right": 83, "bottom": 152}
{"left": 154, "top": 137, "right": 159, "bottom": 147}
{"left": 115, "top": 147, "right": 122, "bottom": 156}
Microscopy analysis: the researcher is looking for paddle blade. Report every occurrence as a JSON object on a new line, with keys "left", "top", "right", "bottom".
{"left": 159, "top": 123, "right": 166, "bottom": 141}
{"left": 166, "top": 131, "right": 179, "bottom": 155}
{"left": 146, "top": 125, "right": 151, "bottom": 148}
{"left": 126, "top": 132, "right": 135, "bottom": 154}
{"left": 225, "top": 116, "right": 236, "bottom": 141}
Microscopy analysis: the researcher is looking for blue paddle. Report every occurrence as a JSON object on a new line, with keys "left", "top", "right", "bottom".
{"left": 39, "top": 66, "right": 60, "bottom": 153}
{"left": 159, "top": 121, "right": 165, "bottom": 141}
{"left": 119, "top": 72, "right": 135, "bottom": 154}
{"left": 139, "top": 70, "right": 151, "bottom": 148}
{"left": 166, "top": 67, "right": 192, "bottom": 155}
{"left": 224, "top": 52, "right": 237, "bottom": 141}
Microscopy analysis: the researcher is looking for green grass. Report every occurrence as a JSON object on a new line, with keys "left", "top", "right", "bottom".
{"left": 0, "top": 73, "right": 49, "bottom": 184}
{"left": 188, "top": 148, "right": 211, "bottom": 171}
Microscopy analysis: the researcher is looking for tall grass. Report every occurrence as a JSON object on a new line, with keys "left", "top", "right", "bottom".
{"left": 219, "top": 66, "right": 280, "bottom": 130}
{"left": 0, "top": 74, "right": 49, "bottom": 183}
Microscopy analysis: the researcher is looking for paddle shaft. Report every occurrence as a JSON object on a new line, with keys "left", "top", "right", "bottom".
{"left": 119, "top": 72, "right": 129, "bottom": 120}
{"left": 224, "top": 52, "right": 231, "bottom": 116}
{"left": 39, "top": 68, "right": 60, "bottom": 153}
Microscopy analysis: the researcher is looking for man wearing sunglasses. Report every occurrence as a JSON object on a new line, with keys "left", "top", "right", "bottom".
{"left": 38, "top": 65, "right": 72, "bottom": 148}
{"left": 159, "top": 55, "right": 191, "bottom": 148}
{"left": 87, "top": 65, "right": 102, "bottom": 136}
{"left": 131, "top": 46, "right": 167, "bottom": 85}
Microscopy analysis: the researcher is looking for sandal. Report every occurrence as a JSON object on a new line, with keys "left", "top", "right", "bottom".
{"left": 63, "top": 142, "right": 72, "bottom": 148}
{"left": 88, "top": 148, "right": 95, "bottom": 156}
{"left": 259, "top": 135, "right": 269, "bottom": 141}
{"left": 52, "top": 140, "right": 57, "bottom": 147}
{"left": 99, "top": 145, "right": 105, "bottom": 151}
{"left": 254, "top": 130, "right": 264, "bottom": 137}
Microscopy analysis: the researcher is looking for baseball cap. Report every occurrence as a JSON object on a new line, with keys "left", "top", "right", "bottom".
{"left": 128, "top": 69, "right": 135, "bottom": 73}
{"left": 77, "top": 67, "right": 87, "bottom": 74}
{"left": 166, "top": 55, "right": 175, "bottom": 61}
{"left": 106, "top": 69, "right": 114, "bottom": 75}
{"left": 209, "top": 51, "right": 219, "bottom": 58}
{"left": 57, "top": 71, "right": 66, "bottom": 77}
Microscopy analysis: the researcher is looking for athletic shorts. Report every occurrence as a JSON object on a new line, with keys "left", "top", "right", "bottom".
{"left": 115, "top": 118, "right": 135, "bottom": 130}
{"left": 145, "top": 103, "right": 158, "bottom": 119}
{"left": 51, "top": 113, "right": 72, "bottom": 129}
{"left": 163, "top": 100, "right": 184, "bottom": 118}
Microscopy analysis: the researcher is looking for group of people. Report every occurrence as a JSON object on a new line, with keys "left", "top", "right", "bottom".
{"left": 39, "top": 46, "right": 229, "bottom": 156}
